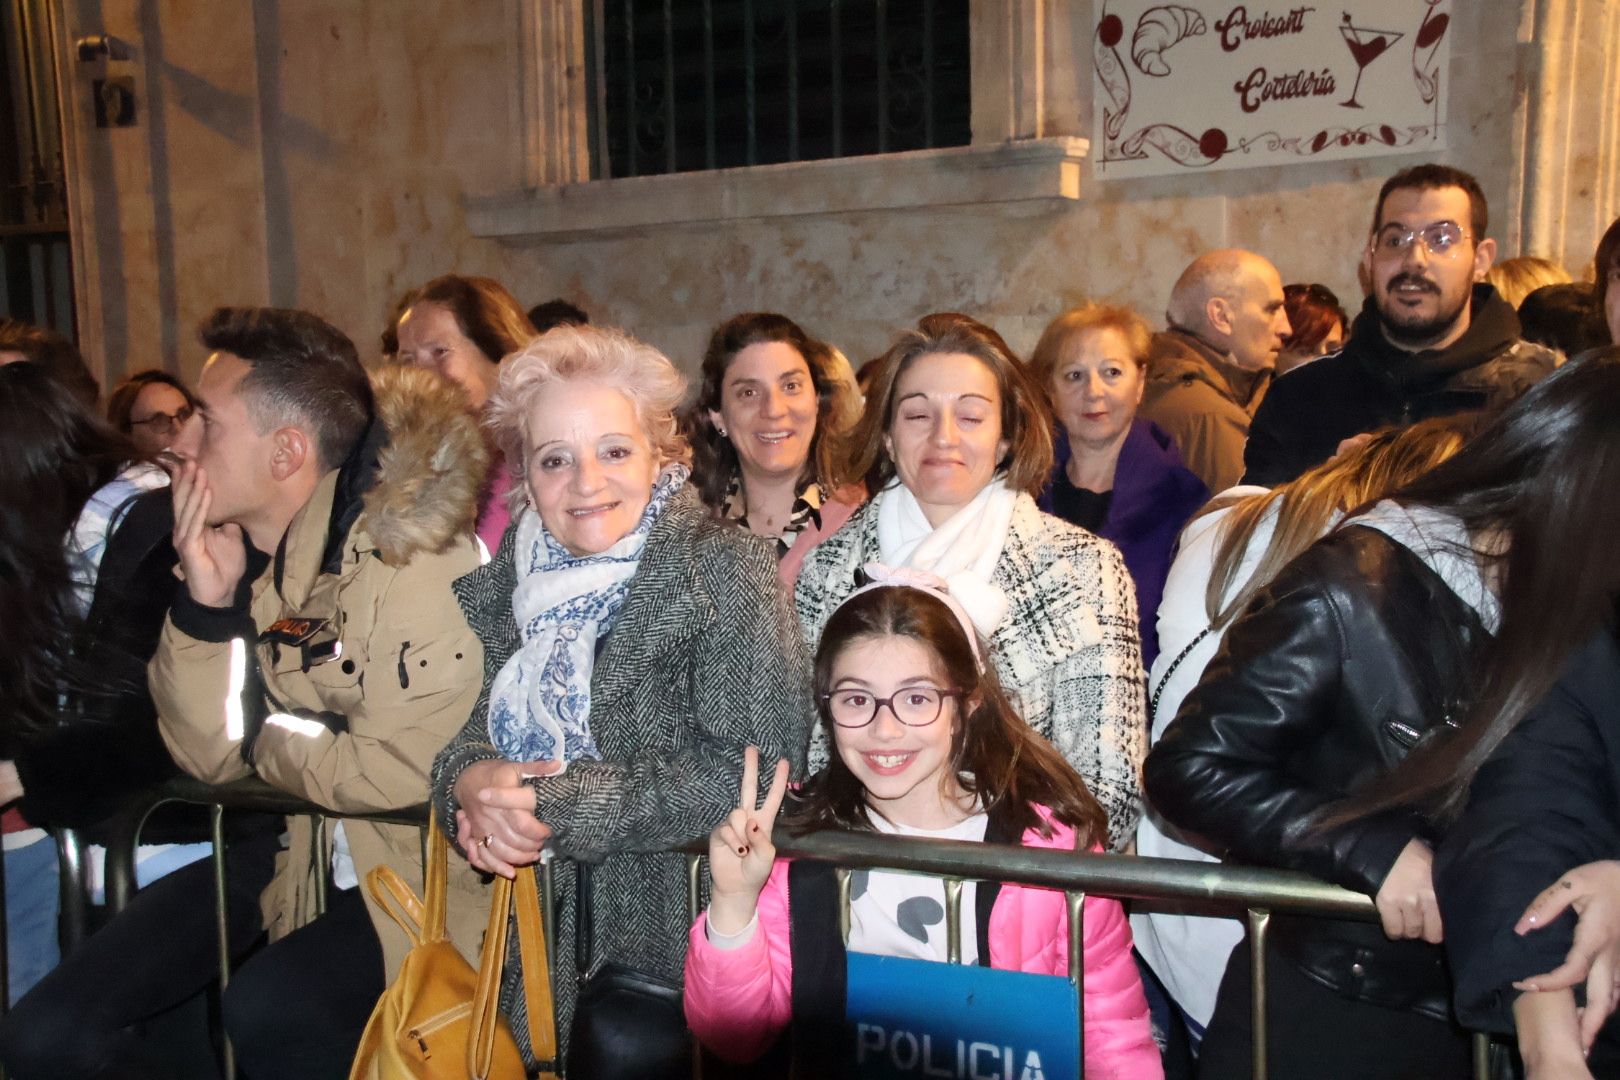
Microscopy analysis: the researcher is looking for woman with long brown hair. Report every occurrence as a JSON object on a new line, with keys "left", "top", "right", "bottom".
{"left": 795, "top": 313, "right": 1146, "bottom": 850}
{"left": 1145, "top": 352, "right": 1620, "bottom": 1077}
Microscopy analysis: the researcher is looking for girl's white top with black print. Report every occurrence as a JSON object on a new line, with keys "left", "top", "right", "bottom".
{"left": 850, "top": 809, "right": 988, "bottom": 965}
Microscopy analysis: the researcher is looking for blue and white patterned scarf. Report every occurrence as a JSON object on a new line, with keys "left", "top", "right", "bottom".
{"left": 486, "top": 464, "right": 690, "bottom": 766}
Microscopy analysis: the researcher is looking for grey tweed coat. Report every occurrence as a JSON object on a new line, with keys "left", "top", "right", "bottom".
{"left": 794, "top": 490, "right": 1148, "bottom": 850}
{"left": 431, "top": 485, "right": 812, "bottom": 1061}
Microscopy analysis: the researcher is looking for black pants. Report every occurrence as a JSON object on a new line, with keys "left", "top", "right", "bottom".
{"left": 0, "top": 831, "right": 279, "bottom": 1080}
{"left": 223, "top": 883, "right": 385, "bottom": 1080}
{"left": 1198, "top": 936, "right": 1472, "bottom": 1080}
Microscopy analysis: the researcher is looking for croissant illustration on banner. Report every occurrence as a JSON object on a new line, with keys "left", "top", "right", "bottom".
{"left": 1131, "top": 5, "right": 1207, "bottom": 77}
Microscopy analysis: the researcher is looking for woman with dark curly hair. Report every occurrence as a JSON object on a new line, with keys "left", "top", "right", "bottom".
{"left": 684, "top": 313, "right": 863, "bottom": 587}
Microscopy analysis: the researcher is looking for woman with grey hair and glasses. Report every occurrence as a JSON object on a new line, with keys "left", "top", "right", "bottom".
{"left": 431, "top": 323, "right": 811, "bottom": 1077}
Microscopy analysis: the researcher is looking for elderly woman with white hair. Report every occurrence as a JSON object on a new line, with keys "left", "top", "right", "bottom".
{"left": 430, "top": 324, "right": 811, "bottom": 1077}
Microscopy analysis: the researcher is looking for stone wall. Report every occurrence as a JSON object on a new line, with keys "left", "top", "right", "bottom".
{"left": 52, "top": 0, "right": 1619, "bottom": 384}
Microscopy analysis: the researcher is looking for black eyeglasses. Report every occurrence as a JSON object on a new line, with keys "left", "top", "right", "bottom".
{"left": 821, "top": 687, "right": 962, "bottom": 728}
{"left": 130, "top": 406, "right": 194, "bottom": 433}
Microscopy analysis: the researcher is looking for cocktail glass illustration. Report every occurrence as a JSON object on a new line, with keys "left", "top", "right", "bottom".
{"left": 1339, "top": 12, "right": 1404, "bottom": 109}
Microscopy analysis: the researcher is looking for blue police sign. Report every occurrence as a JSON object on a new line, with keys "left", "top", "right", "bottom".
{"left": 845, "top": 952, "right": 1081, "bottom": 1079}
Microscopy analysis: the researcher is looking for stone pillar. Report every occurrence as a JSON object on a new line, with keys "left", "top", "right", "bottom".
{"left": 1511, "top": 0, "right": 1620, "bottom": 272}
{"left": 971, "top": 0, "right": 1095, "bottom": 143}
{"left": 516, "top": 0, "right": 590, "bottom": 187}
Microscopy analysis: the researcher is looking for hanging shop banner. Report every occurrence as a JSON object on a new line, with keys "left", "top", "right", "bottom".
{"left": 1093, "top": 1, "right": 1451, "bottom": 177}
{"left": 844, "top": 951, "right": 1079, "bottom": 1080}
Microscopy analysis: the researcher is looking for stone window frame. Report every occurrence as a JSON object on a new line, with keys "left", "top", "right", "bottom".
{"left": 470, "top": 0, "right": 1091, "bottom": 241}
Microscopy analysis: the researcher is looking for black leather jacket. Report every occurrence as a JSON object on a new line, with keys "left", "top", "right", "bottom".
{"left": 1144, "top": 525, "right": 1491, "bottom": 1020}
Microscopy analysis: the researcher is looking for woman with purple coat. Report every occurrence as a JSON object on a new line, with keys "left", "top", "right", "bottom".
{"left": 1033, "top": 304, "right": 1209, "bottom": 668}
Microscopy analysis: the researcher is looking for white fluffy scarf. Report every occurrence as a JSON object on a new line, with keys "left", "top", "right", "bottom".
{"left": 874, "top": 478, "right": 1019, "bottom": 636}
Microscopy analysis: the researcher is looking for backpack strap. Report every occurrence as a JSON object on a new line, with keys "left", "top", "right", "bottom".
{"left": 788, "top": 858, "right": 847, "bottom": 1080}
{"left": 974, "top": 803, "right": 1022, "bottom": 967}
{"left": 469, "top": 861, "right": 555, "bottom": 1079}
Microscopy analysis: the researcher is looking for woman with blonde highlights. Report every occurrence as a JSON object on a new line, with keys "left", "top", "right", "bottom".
{"left": 1031, "top": 303, "right": 1209, "bottom": 668}
{"left": 1145, "top": 358, "right": 1620, "bottom": 1075}
{"left": 431, "top": 324, "right": 811, "bottom": 1074}
{"left": 796, "top": 313, "right": 1147, "bottom": 850}
{"left": 1484, "top": 255, "right": 1572, "bottom": 311}
{"left": 1132, "top": 416, "right": 1475, "bottom": 1049}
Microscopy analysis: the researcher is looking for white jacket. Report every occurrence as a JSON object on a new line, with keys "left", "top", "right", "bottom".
{"left": 1132, "top": 486, "right": 1266, "bottom": 1033}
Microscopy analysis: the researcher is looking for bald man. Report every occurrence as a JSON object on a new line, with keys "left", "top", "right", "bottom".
{"left": 1138, "top": 249, "right": 1291, "bottom": 493}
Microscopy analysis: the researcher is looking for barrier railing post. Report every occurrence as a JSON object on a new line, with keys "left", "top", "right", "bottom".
{"left": 211, "top": 804, "right": 235, "bottom": 1080}
{"left": 93, "top": 776, "right": 1519, "bottom": 1080}
{"left": 944, "top": 877, "right": 963, "bottom": 965}
{"left": 1066, "top": 890, "right": 1086, "bottom": 1073}
{"left": 1248, "top": 907, "right": 1271, "bottom": 1080}
{"left": 55, "top": 828, "right": 88, "bottom": 954}
{"left": 312, "top": 816, "right": 329, "bottom": 917}
{"left": 1472, "top": 1031, "right": 1491, "bottom": 1079}
{"left": 104, "top": 803, "right": 155, "bottom": 915}
{"left": 686, "top": 853, "right": 705, "bottom": 1080}
{"left": 836, "top": 867, "right": 852, "bottom": 945}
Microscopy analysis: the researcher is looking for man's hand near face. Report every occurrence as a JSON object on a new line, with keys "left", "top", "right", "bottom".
{"left": 169, "top": 457, "right": 248, "bottom": 608}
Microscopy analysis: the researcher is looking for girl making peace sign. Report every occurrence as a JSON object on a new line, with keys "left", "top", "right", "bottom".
{"left": 684, "top": 569, "right": 1161, "bottom": 1078}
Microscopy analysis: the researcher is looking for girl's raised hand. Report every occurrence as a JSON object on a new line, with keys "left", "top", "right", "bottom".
{"left": 707, "top": 746, "right": 790, "bottom": 936}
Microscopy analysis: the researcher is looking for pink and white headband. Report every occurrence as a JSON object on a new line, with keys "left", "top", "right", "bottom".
{"left": 837, "top": 562, "right": 986, "bottom": 666}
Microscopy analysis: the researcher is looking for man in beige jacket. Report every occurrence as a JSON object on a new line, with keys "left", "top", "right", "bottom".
{"left": 150, "top": 307, "right": 490, "bottom": 1078}
{"left": 1139, "top": 249, "right": 1292, "bottom": 493}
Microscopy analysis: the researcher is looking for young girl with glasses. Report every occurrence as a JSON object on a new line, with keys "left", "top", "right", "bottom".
{"left": 684, "top": 568, "right": 1162, "bottom": 1078}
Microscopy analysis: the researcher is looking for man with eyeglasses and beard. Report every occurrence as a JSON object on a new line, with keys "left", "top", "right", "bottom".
{"left": 1244, "top": 164, "right": 1558, "bottom": 486}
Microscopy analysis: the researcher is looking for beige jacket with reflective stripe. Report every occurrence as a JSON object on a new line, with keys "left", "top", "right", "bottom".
{"left": 150, "top": 366, "right": 492, "bottom": 977}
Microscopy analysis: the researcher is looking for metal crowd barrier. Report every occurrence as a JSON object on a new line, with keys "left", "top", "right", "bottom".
{"left": 91, "top": 776, "right": 1494, "bottom": 1080}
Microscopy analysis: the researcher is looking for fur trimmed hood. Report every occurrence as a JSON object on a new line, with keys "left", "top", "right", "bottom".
{"left": 360, "top": 365, "right": 490, "bottom": 566}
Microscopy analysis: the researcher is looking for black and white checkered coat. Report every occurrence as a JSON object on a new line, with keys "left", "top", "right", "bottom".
{"left": 431, "top": 485, "right": 812, "bottom": 1060}
{"left": 794, "top": 491, "right": 1147, "bottom": 851}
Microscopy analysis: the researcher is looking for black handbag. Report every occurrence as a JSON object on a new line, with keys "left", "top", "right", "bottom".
{"left": 566, "top": 864, "right": 691, "bottom": 1079}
